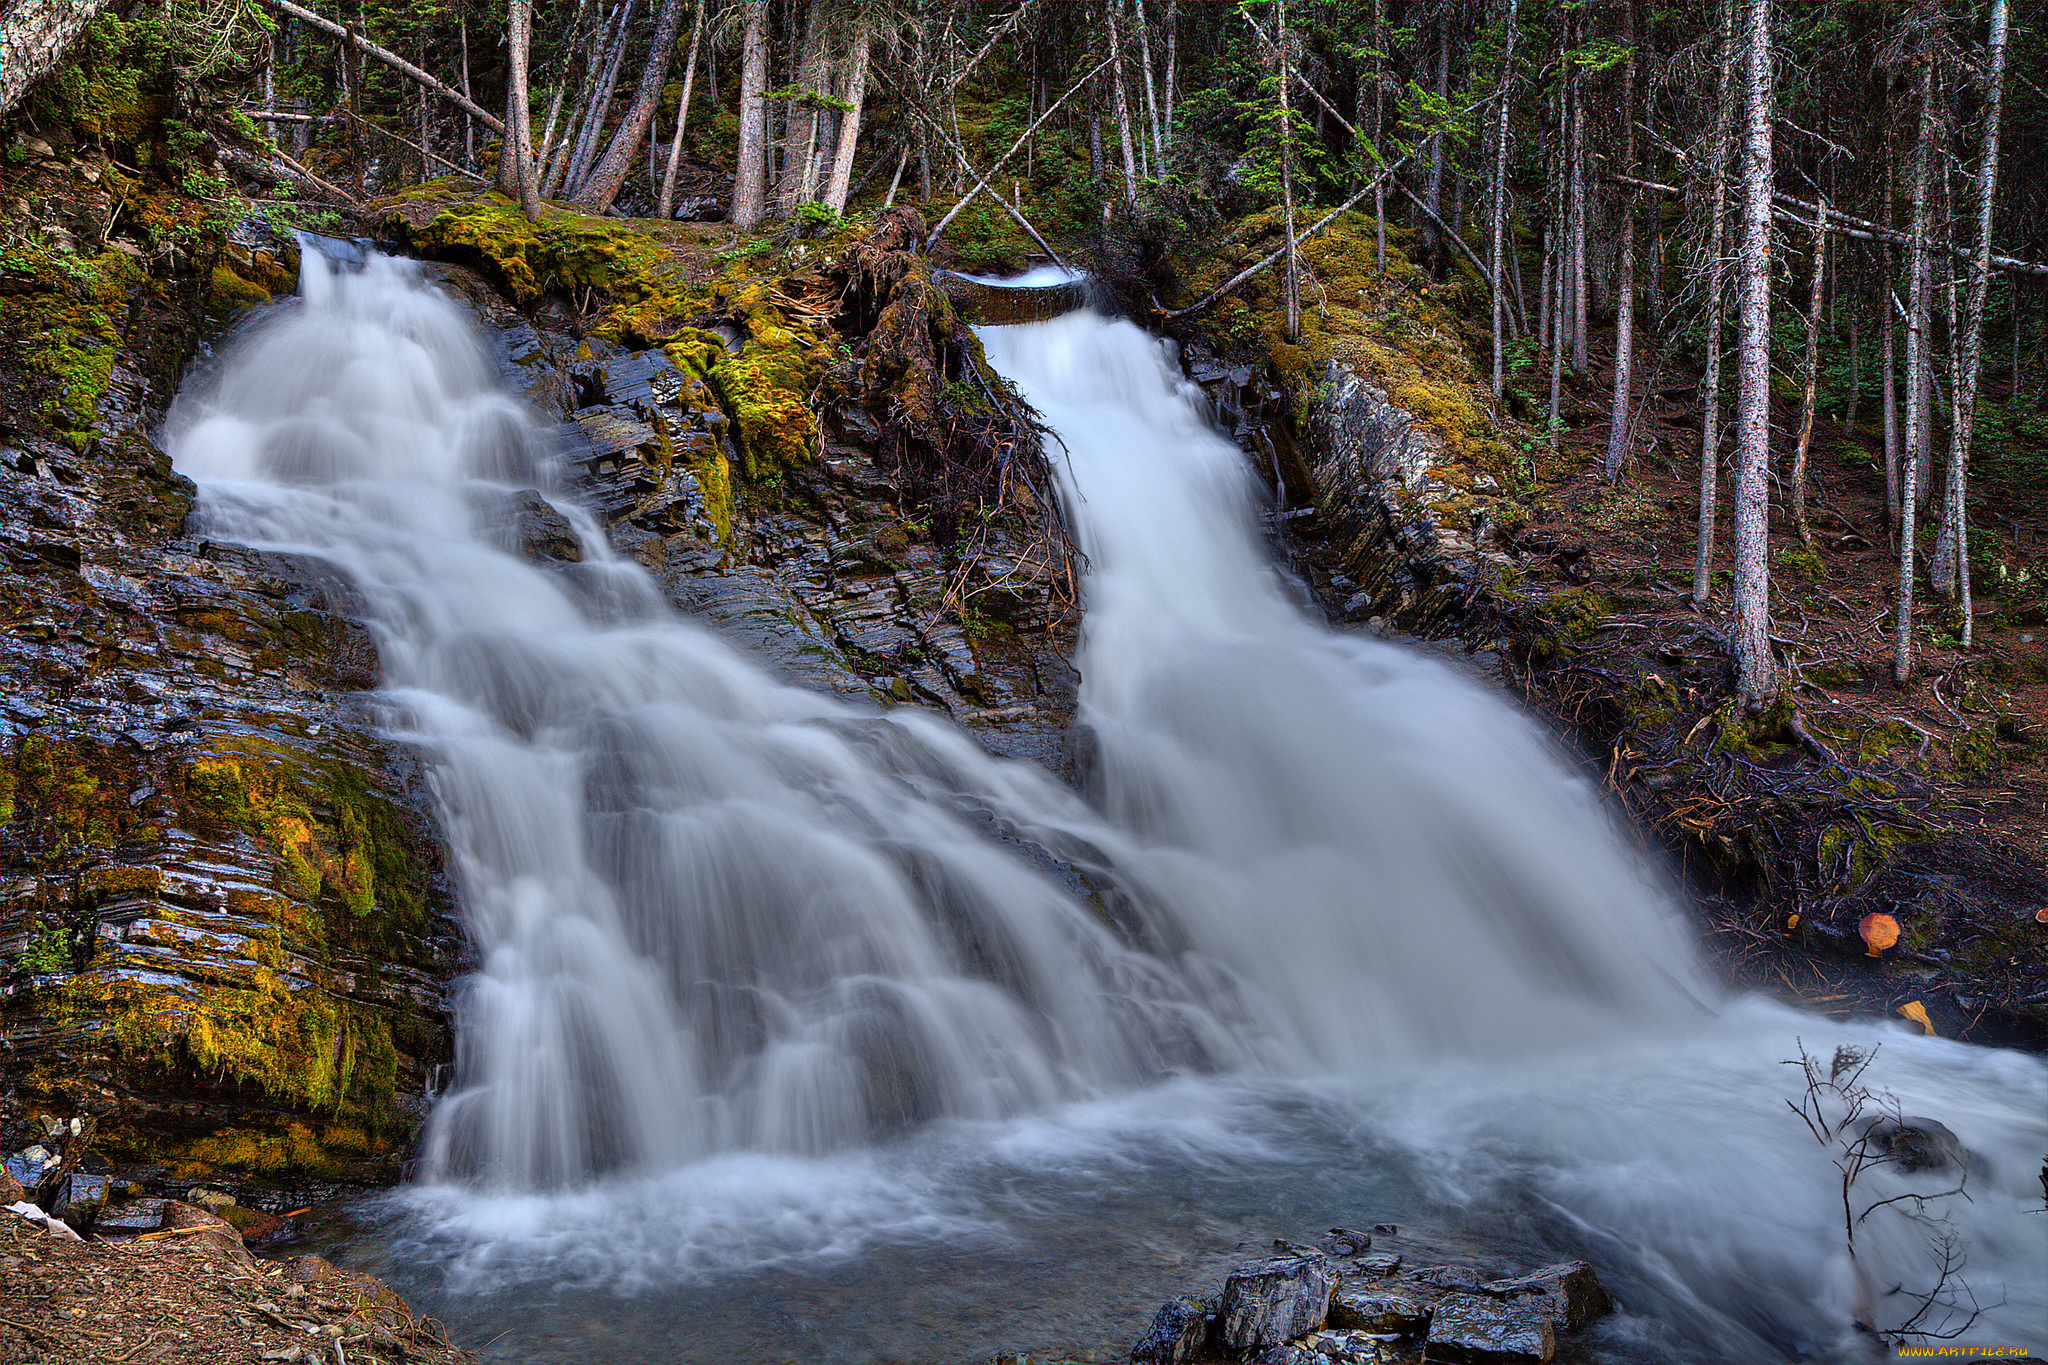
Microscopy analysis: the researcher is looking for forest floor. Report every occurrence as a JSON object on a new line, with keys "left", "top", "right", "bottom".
{"left": 0, "top": 1206, "right": 475, "bottom": 1364}
{"left": 1490, "top": 324, "right": 2047, "bottom": 1045}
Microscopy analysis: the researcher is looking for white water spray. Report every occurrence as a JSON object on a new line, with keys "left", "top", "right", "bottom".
{"left": 167, "top": 256, "right": 2044, "bottom": 1362}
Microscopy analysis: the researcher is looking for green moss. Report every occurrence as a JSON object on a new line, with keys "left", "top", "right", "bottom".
{"left": 1776, "top": 544, "right": 1825, "bottom": 579}
{"left": 1178, "top": 210, "right": 1514, "bottom": 475}
{"left": 179, "top": 740, "right": 431, "bottom": 945}
{"left": 1712, "top": 696, "right": 1799, "bottom": 759}
{"left": 1951, "top": 724, "right": 2003, "bottom": 777}
{"left": 1539, "top": 587, "right": 1626, "bottom": 642}
{"left": 1, "top": 733, "right": 125, "bottom": 851}
{"left": 380, "top": 189, "right": 682, "bottom": 309}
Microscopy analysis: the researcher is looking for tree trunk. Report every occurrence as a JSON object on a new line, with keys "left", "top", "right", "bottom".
{"left": 1, "top": 0, "right": 115, "bottom": 121}
{"left": 459, "top": 6, "right": 475, "bottom": 166}
{"left": 1276, "top": 0, "right": 1299, "bottom": 343}
{"left": 772, "top": 0, "right": 829, "bottom": 217}
{"left": 1845, "top": 301, "right": 1860, "bottom": 430}
{"left": 1569, "top": 62, "right": 1588, "bottom": 376}
{"left": 1730, "top": 0, "right": 1778, "bottom": 709}
{"left": 1372, "top": 0, "right": 1386, "bottom": 273}
{"left": 574, "top": 0, "right": 691, "bottom": 213}
{"left": 1791, "top": 200, "right": 1826, "bottom": 552}
{"left": 1489, "top": 0, "right": 1520, "bottom": 397}
{"left": 1088, "top": 79, "right": 1105, "bottom": 190}
{"left": 1604, "top": 0, "right": 1639, "bottom": 481}
{"left": 1691, "top": 0, "right": 1735, "bottom": 606}
{"left": 819, "top": 10, "right": 872, "bottom": 213}
{"left": 1883, "top": 268, "right": 1898, "bottom": 529}
{"left": 1424, "top": 22, "right": 1449, "bottom": 275}
{"left": 499, "top": 0, "right": 542, "bottom": 220}
{"left": 729, "top": 0, "right": 771, "bottom": 228}
{"left": 564, "top": 0, "right": 636, "bottom": 199}
{"left": 248, "top": 0, "right": 504, "bottom": 137}
{"left": 541, "top": 8, "right": 606, "bottom": 197}
{"left": 1163, "top": 0, "right": 1178, "bottom": 149}
{"left": 1132, "top": 0, "right": 1165, "bottom": 170}
{"left": 882, "top": 142, "right": 909, "bottom": 208}
{"left": 1946, "top": 0, "right": 2006, "bottom": 648}
{"left": 927, "top": 55, "right": 1113, "bottom": 248}
{"left": 656, "top": 0, "right": 705, "bottom": 218}
{"left": 1108, "top": 0, "right": 1140, "bottom": 205}
{"left": 1894, "top": 55, "right": 1935, "bottom": 687}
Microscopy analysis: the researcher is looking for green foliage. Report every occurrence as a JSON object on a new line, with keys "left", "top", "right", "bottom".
{"left": 763, "top": 85, "right": 856, "bottom": 115}
{"left": 19, "top": 927, "right": 72, "bottom": 976}
{"left": 712, "top": 237, "right": 778, "bottom": 264}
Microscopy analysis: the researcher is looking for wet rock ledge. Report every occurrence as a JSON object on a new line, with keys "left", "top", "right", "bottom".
{"left": 1132, "top": 1230, "right": 1611, "bottom": 1365}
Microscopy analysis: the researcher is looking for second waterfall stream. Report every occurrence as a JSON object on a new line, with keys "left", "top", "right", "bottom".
{"left": 167, "top": 254, "right": 2044, "bottom": 1364}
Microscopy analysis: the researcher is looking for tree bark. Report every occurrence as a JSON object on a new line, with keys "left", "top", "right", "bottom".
{"left": 1489, "top": 0, "right": 1520, "bottom": 397}
{"left": 1604, "top": 0, "right": 1639, "bottom": 481}
{"left": 541, "top": 9, "right": 606, "bottom": 197}
{"left": 574, "top": 0, "right": 691, "bottom": 213}
{"left": 729, "top": 0, "right": 770, "bottom": 227}
{"left": 1163, "top": 0, "right": 1178, "bottom": 149}
{"left": 1845, "top": 302, "right": 1860, "bottom": 431}
{"left": 1730, "top": 0, "right": 1778, "bottom": 709}
{"left": 1791, "top": 200, "right": 1826, "bottom": 552}
{"left": 459, "top": 6, "right": 475, "bottom": 166}
{"left": 1, "top": 0, "right": 115, "bottom": 121}
{"left": 1277, "top": 0, "right": 1299, "bottom": 343}
{"left": 821, "top": 7, "right": 873, "bottom": 213}
{"left": 1946, "top": 0, "right": 2006, "bottom": 648}
{"left": 656, "top": 0, "right": 705, "bottom": 218}
{"left": 1883, "top": 261, "right": 1898, "bottom": 529}
{"left": 1691, "top": 0, "right": 1736, "bottom": 606}
{"left": 1894, "top": 53, "right": 1935, "bottom": 687}
{"left": 772, "top": 0, "right": 830, "bottom": 217}
{"left": 1108, "top": 0, "right": 1140, "bottom": 205}
{"left": 1132, "top": 0, "right": 1165, "bottom": 170}
{"left": 497, "top": 0, "right": 542, "bottom": 219}
{"left": 1372, "top": 0, "right": 1386, "bottom": 273}
{"left": 879, "top": 144, "right": 908, "bottom": 216}
{"left": 1569, "top": 59, "right": 1588, "bottom": 376}
{"left": 563, "top": 0, "right": 636, "bottom": 199}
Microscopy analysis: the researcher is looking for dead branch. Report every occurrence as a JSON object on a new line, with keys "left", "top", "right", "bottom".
{"left": 1606, "top": 172, "right": 2048, "bottom": 279}
{"left": 249, "top": 0, "right": 505, "bottom": 135}
{"left": 927, "top": 56, "right": 1112, "bottom": 251}
{"left": 216, "top": 143, "right": 361, "bottom": 206}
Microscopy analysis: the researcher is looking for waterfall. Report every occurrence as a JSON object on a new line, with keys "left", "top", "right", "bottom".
{"left": 167, "top": 254, "right": 2044, "bottom": 1363}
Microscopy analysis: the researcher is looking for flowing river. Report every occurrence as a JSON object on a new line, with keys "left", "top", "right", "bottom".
{"left": 164, "top": 250, "right": 2045, "bottom": 1363}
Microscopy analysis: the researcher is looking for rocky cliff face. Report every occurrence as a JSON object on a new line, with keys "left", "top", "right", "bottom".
{"left": 1, "top": 128, "right": 462, "bottom": 1190}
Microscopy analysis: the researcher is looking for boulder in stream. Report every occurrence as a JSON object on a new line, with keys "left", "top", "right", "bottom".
{"left": 1130, "top": 1295, "right": 1213, "bottom": 1363}
{"left": 1215, "top": 1252, "right": 1341, "bottom": 1355}
{"left": 1422, "top": 1293, "right": 1555, "bottom": 1363}
{"left": 1480, "top": 1260, "right": 1611, "bottom": 1332}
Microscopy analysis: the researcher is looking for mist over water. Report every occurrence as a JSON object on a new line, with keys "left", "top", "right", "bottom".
{"left": 168, "top": 254, "right": 2045, "bottom": 1363}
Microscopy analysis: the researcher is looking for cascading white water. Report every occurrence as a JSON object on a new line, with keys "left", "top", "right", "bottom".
{"left": 168, "top": 255, "right": 2044, "bottom": 1363}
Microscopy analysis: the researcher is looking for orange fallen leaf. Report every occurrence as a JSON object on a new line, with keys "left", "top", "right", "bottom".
{"left": 1859, "top": 912, "right": 1900, "bottom": 957}
{"left": 1897, "top": 1000, "right": 1937, "bottom": 1036}
{"left": 2036, "top": 907, "right": 2048, "bottom": 923}
{"left": 1786, "top": 913, "right": 1801, "bottom": 933}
